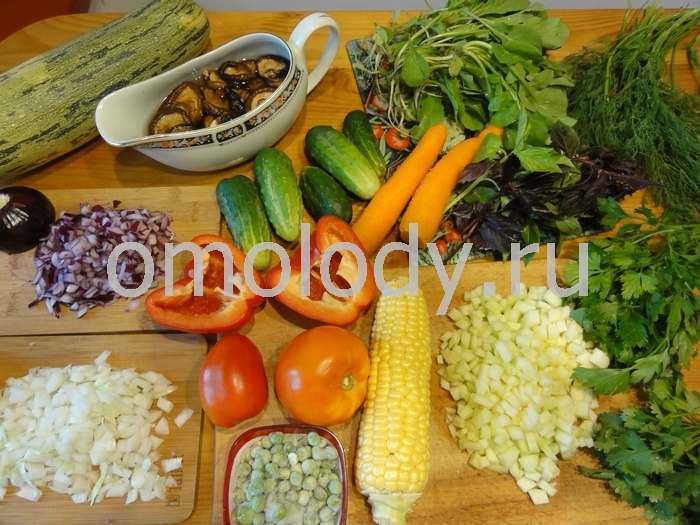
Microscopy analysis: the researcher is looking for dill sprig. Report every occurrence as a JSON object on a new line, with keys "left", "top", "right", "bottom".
{"left": 567, "top": 7, "right": 700, "bottom": 213}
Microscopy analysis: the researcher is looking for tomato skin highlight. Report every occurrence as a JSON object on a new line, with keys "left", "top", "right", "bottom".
{"left": 275, "top": 326, "right": 370, "bottom": 426}
{"left": 199, "top": 334, "right": 268, "bottom": 428}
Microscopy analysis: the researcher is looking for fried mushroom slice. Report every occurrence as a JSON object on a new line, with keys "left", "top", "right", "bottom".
{"left": 149, "top": 108, "right": 191, "bottom": 135}
{"left": 218, "top": 59, "right": 257, "bottom": 82}
{"left": 202, "top": 87, "right": 230, "bottom": 116}
{"left": 163, "top": 82, "right": 203, "bottom": 125}
{"left": 202, "top": 69, "right": 227, "bottom": 90}
{"left": 256, "top": 55, "right": 289, "bottom": 80}
{"left": 246, "top": 88, "right": 276, "bottom": 111}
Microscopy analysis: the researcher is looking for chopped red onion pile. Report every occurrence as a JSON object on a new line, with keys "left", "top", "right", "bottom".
{"left": 31, "top": 201, "right": 175, "bottom": 318}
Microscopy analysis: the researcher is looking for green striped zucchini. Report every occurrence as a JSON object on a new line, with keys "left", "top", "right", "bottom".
{"left": 0, "top": 0, "right": 209, "bottom": 178}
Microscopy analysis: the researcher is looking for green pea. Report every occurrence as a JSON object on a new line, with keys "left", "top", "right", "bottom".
{"left": 260, "top": 436, "right": 272, "bottom": 449}
{"left": 319, "top": 506, "right": 334, "bottom": 521}
{"left": 297, "top": 446, "right": 312, "bottom": 461}
{"left": 328, "top": 479, "right": 342, "bottom": 495}
{"left": 272, "top": 452, "right": 287, "bottom": 467}
{"left": 326, "top": 494, "right": 341, "bottom": 512}
{"left": 238, "top": 462, "right": 252, "bottom": 477}
{"left": 307, "top": 432, "right": 321, "bottom": 447}
{"left": 264, "top": 462, "right": 278, "bottom": 477}
{"left": 252, "top": 455, "right": 265, "bottom": 471}
{"left": 250, "top": 494, "right": 265, "bottom": 513}
{"left": 302, "top": 476, "right": 317, "bottom": 491}
{"left": 303, "top": 513, "right": 318, "bottom": 525}
{"left": 324, "top": 447, "right": 338, "bottom": 461}
{"left": 291, "top": 462, "right": 302, "bottom": 473}
{"left": 235, "top": 502, "right": 256, "bottom": 524}
{"left": 313, "top": 486, "right": 327, "bottom": 502}
{"left": 265, "top": 499, "right": 288, "bottom": 522}
{"left": 320, "top": 519, "right": 336, "bottom": 525}
{"left": 249, "top": 445, "right": 261, "bottom": 459}
{"left": 269, "top": 432, "right": 284, "bottom": 444}
{"left": 288, "top": 452, "right": 299, "bottom": 466}
{"left": 278, "top": 467, "right": 291, "bottom": 480}
{"left": 233, "top": 487, "right": 246, "bottom": 503}
{"left": 285, "top": 489, "right": 299, "bottom": 503}
{"left": 298, "top": 489, "right": 311, "bottom": 506}
{"left": 311, "top": 446, "right": 326, "bottom": 461}
{"left": 252, "top": 513, "right": 265, "bottom": 525}
{"left": 263, "top": 478, "right": 276, "bottom": 494}
{"left": 270, "top": 444, "right": 284, "bottom": 456}
{"left": 278, "top": 480, "right": 291, "bottom": 494}
{"left": 317, "top": 472, "right": 330, "bottom": 488}
{"left": 301, "top": 458, "right": 318, "bottom": 475}
{"left": 289, "top": 470, "right": 303, "bottom": 488}
{"left": 246, "top": 477, "right": 264, "bottom": 498}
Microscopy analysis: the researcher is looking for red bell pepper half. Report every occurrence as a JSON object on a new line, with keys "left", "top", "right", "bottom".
{"left": 265, "top": 216, "right": 377, "bottom": 326}
{"left": 145, "top": 234, "right": 263, "bottom": 334}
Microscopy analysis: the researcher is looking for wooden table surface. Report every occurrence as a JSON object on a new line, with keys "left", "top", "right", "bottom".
{"left": 0, "top": 9, "right": 697, "bottom": 525}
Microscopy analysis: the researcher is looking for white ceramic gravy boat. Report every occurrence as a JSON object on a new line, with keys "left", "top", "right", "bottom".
{"left": 95, "top": 13, "right": 339, "bottom": 172}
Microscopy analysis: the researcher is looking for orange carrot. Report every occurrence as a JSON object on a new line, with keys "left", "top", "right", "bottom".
{"left": 399, "top": 125, "right": 503, "bottom": 245}
{"left": 352, "top": 124, "right": 448, "bottom": 254}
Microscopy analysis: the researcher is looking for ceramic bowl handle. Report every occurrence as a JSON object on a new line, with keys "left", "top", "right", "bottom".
{"left": 289, "top": 12, "right": 339, "bottom": 94}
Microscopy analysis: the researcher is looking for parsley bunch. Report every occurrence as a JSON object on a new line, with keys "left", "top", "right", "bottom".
{"left": 564, "top": 201, "right": 700, "bottom": 524}
{"left": 565, "top": 201, "right": 700, "bottom": 394}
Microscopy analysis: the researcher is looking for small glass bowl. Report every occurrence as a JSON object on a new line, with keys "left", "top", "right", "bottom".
{"left": 223, "top": 423, "right": 348, "bottom": 525}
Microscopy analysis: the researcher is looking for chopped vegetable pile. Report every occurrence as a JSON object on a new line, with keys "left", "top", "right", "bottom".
{"left": 0, "top": 351, "right": 184, "bottom": 505}
{"left": 32, "top": 202, "right": 174, "bottom": 318}
{"left": 230, "top": 431, "right": 342, "bottom": 525}
{"left": 439, "top": 285, "right": 608, "bottom": 504}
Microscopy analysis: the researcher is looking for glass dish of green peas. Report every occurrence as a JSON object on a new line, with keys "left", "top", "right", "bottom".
{"left": 224, "top": 425, "right": 348, "bottom": 525}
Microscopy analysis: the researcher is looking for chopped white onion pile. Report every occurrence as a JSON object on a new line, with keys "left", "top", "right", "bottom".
{"left": 438, "top": 285, "right": 610, "bottom": 505}
{"left": 0, "top": 351, "right": 187, "bottom": 505}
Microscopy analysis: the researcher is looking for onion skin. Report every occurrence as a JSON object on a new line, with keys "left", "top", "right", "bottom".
{"left": 0, "top": 186, "right": 54, "bottom": 254}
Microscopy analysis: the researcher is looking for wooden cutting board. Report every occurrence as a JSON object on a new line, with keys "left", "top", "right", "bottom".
{"left": 211, "top": 260, "right": 648, "bottom": 525}
{"left": 0, "top": 186, "right": 220, "bottom": 336}
{"left": 0, "top": 332, "right": 206, "bottom": 525}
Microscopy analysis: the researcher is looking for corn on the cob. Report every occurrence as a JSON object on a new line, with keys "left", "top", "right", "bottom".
{"left": 356, "top": 280, "right": 431, "bottom": 525}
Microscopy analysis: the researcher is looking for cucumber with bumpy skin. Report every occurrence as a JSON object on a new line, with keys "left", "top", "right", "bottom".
{"left": 299, "top": 166, "right": 352, "bottom": 223}
{"left": 0, "top": 0, "right": 209, "bottom": 178}
{"left": 305, "top": 126, "right": 380, "bottom": 200}
{"left": 253, "top": 148, "right": 302, "bottom": 242}
{"left": 216, "top": 176, "right": 272, "bottom": 271}
{"left": 343, "top": 110, "right": 386, "bottom": 178}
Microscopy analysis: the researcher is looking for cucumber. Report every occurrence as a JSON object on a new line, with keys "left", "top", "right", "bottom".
{"left": 0, "top": 0, "right": 209, "bottom": 178}
{"left": 343, "top": 110, "right": 386, "bottom": 178}
{"left": 253, "top": 148, "right": 302, "bottom": 242}
{"left": 299, "top": 166, "right": 353, "bottom": 223}
{"left": 304, "top": 126, "right": 380, "bottom": 200}
{"left": 216, "top": 176, "right": 272, "bottom": 271}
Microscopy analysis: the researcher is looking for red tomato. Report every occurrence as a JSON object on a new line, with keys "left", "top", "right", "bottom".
{"left": 385, "top": 128, "right": 411, "bottom": 151}
{"left": 372, "top": 124, "right": 385, "bottom": 140}
{"left": 199, "top": 334, "right": 268, "bottom": 427}
{"left": 445, "top": 230, "right": 461, "bottom": 243}
{"left": 436, "top": 239, "right": 448, "bottom": 257}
